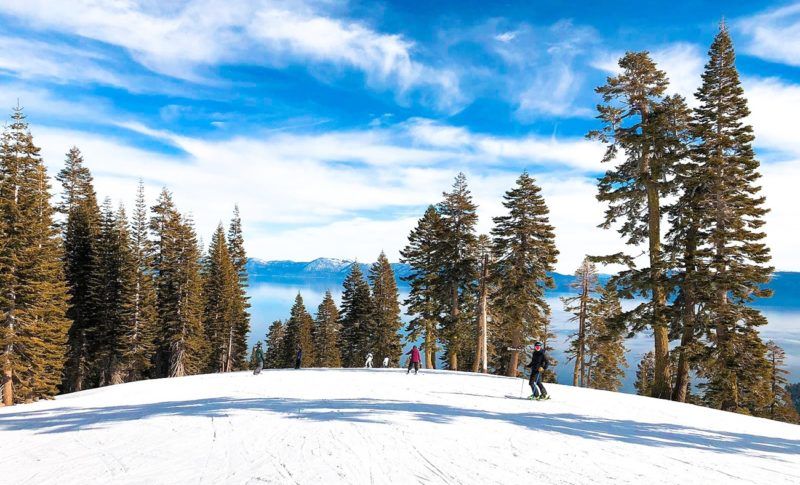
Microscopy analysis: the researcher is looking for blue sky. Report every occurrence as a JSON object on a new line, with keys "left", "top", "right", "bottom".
{"left": 1, "top": 0, "right": 799, "bottom": 273}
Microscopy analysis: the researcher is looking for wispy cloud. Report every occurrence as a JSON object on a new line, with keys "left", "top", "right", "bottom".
{"left": 0, "top": 0, "right": 463, "bottom": 109}
{"left": 738, "top": 2, "right": 800, "bottom": 67}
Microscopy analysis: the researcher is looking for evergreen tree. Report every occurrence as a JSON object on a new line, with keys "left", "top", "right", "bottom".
{"left": 400, "top": 205, "right": 445, "bottom": 369}
{"left": 589, "top": 52, "right": 690, "bottom": 399}
{"left": 339, "top": 263, "right": 373, "bottom": 367}
{"left": 90, "top": 201, "right": 139, "bottom": 386}
{"left": 437, "top": 173, "right": 479, "bottom": 371}
{"left": 690, "top": 24, "right": 774, "bottom": 413}
{"left": 634, "top": 351, "right": 655, "bottom": 397}
{"left": 764, "top": 341, "right": 799, "bottom": 423}
{"left": 0, "top": 107, "right": 70, "bottom": 404}
{"left": 57, "top": 146, "right": 101, "bottom": 392}
{"left": 248, "top": 341, "right": 262, "bottom": 369}
{"left": 202, "top": 224, "right": 242, "bottom": 373}
{"left": 151, "top": 190, "right": 206, "bottom": 377}
{"left": 562, "top": 258, "right": 597, "bottom": 387}
{"left": 283, "top": 294, "right": 315, "bottom": 367}
{"left": 128, "top": 181, "right": 157, "bottom": 380}
{"left": 491, "top": 172, "right": 558, "bottom": 377}
{"left": 584, "top": 282, "right": 627, "bottom": 391}
{"left": 314, "top": 291, "right": 341, "bottom": 367}
{"left": 264, "top": 320, "right": 286, "bottom": 368}
{"left": 227, "top": 206, "right": 250, "bottom": 370}
{"left": 369, "top": 252, "right": 403, "bottom": 366}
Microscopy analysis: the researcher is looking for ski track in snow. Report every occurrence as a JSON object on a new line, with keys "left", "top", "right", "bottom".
{"left": 1, "top": 368, "right": 799, "bottom": 484}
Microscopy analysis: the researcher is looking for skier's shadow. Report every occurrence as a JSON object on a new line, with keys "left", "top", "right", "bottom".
{"left": 1, "top": 395, "right": 798, "bottom": 459}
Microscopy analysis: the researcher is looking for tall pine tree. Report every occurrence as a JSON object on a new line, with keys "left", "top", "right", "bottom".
{"left": 57, "top": 146, "right": 101, "bottom": 392}
{"left": 437, "top": 173, "right": 478, "bottom": 371}
{"left": 491, "top": 172, "right": 558, "bottom": 377}
{"left": 368, "top": 252, "right": 403, "bottom": 365}
{"left": 584, "top": 281, "right": 627, "bottom": 391}
{"left": 401, "top": 206, "right": 445, "bottom": 369}
{"left": 764, "top": 341, "right": 799, "bottom": 424}
{"left": 314, "top": 291, "right": 341, "bottom": 367}
{"left": 128, "top": 181, "right": 157, "bottom": 380}
{"left": 589, "top": 52, "right": 690, "bottom": 399}
{"left": 202, "top": 224, "right": 242, "bottom": 373}
{"left": 339, "top": 263, "right": 373, "bottom": 367}
{"left": 562, "top": 258, "right": 597, "bottom": 387}
{"left": 0, "top": 107, "right": 70, "bottom": 404}
{"left": 227, "top": 206, "right": 250, "bottom": 370}
{"left": 690, "top": 24, "right": 774, "bottom": 413}
{"left": 151, "top": 189, "right": 206, "bottom": 377}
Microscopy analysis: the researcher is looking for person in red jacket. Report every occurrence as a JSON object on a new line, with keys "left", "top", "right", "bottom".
{"left": 406, "top": 345, "right": 421, "bottom": 375}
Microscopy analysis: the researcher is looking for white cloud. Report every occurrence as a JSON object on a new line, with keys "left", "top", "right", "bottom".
{"left": 745, "top": 77, "right": 800, "bottom": 158}
{"left": 0, "top": 0, "right": 462, "bottom": 109}
{"left": 738, "top": 3, "right": 800, "bottom": 67}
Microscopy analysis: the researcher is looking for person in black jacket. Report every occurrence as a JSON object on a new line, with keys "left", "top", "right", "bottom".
{"left": 294, "top": 347, "right": 303, "bottom": 369}
{"left": 527, "top": 341, "right": 549, "bottom": 399}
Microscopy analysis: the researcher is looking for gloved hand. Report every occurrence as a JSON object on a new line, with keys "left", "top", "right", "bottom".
{"left": 538, "top": 367, "right": 544, "bottom": 372}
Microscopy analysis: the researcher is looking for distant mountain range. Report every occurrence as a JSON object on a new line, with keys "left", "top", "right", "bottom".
{"left": 247, "top": 258, "right": 800, "bottom": 308}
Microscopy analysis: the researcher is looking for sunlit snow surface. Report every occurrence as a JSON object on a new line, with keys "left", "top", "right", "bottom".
{"left": 1, "top": 369, "right": 798, "bottom": 484}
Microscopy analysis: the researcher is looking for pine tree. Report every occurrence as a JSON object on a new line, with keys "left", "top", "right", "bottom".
{"left": 690, "top": 24, "right": 774, "bottom": 413}
{"left": 264, "top": 320, "right": 286, "bottom": 368}
{"left": 437, "top": 173, "right": 479, "bottom": 371}
{"left": 339, "top": 263, "right": 373, "bottom": 367}
{"left": 584, "top": 282, "right": 627, "bottom": 391}
{"left": 0, "top": 107, "right": 70, "bottom": 404}
{"left": 127, "top": 181, "right": 157, "bottom": 380}
{"left": 227, "top": 205, "right": 250, "bottom": 370}
{"left": 491, "top": 172, "right": 558, "bottom": 377}
{"left": 150, "top": 190, "right": 206, "bottom": 377}
{"left": 764, "top": 341, "right": 799, "bottom": 423}
{"left": 90, "top": 201, "right": 140, "bottom": 386}
{"left": 202, "top": 224, "right": 242, "bottom": 373}
{"left": 57, "top": 146, "right": 101, "bottom": 392}
{"left": 314, "top": 291, "right": 341, "bottom": 367}
{"left": 369, "top": 252, "right": 403, "bottom": 366}
{"left": 562, "top": 258, "right": 597, "bottom": 387}
{"left": 634, "top": 351, "right": 655, "bottom": 397}
{"left": 400, "top": 205, "right": 445, "bottom": 369}
{"left": 589, "top": 52, "right": 690, "bottom": 399}
{"left": 283, "top": 294, "right": 315, "bottom": 367}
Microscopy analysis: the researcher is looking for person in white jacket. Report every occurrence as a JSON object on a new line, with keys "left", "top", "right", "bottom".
{"left": 382, "top": 356, "right": 389, "bottom": 368}
{"left": 365, "top": 352, "right": 373, "bottom": 368}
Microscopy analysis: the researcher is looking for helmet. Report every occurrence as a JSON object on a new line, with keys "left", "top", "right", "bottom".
{"left": 533, "top": 341, "right": 543, "bottom": 349}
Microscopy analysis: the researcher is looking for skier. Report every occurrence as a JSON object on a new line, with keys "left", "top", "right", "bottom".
{"left": 365, "top": 352, "right": 374, "bottom": 368}
{"left": 253, "top": 342, "right": 264, "bottom": 375}
{"left": 527, "top": 341, "right": 549, "bottom": 400}
{"left": 406, "top": 345, "right": 421, "bottom": 375}
{"left": 382, "top": 356, "right": 389, "bottom": 368}
{"left": 294, "top": 347, "right": 303, "bottom": 370}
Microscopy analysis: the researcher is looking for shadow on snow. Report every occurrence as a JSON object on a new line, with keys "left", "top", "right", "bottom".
{"left": 1, "top": 396, "right": 797, "bottom": 459}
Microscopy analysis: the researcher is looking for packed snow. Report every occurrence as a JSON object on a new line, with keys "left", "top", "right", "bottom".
{"left": 1, "top": 368, "right": 798, "bottom": 484}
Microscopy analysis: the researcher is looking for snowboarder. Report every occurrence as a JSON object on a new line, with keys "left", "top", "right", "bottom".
{"left": 382, "top": 356, "right": 389, "bottom": 368}
{"left": 406, "top": 345, "right": 421, "bottom": 375}
{"left": 295, "top": 347, "right": 302, "bottom": 369}
{"left": 527, "top": 341, "right": 549, "bottom": 400}
{"left": 253, "top": 342, "right": 264, "bottom": 375}
{"left": 365, "top": 352, "right": 374, "bottom": 368}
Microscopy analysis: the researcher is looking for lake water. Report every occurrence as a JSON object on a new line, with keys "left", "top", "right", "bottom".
{"left": 248, "top": 281, "right": 800, "bottom": 392}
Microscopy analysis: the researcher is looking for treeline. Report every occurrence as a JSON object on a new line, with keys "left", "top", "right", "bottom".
{"left": 0, "top": 108, "right": 250, "bottom": 405}
{"left": 255, "top": 253, "right": 403, "bottom": 369}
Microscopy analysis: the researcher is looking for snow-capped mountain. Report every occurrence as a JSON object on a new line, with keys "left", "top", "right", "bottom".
{"left": 2, "top": 369, "right": 798, "bottom": 483}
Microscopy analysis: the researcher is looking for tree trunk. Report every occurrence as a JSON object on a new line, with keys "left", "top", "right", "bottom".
{"left": 449, "top": 284, "right": 459, "bottom": 371}
{"left": 2, "top": 357, "right": 12, "bottom": 406}
{"left": 646, "top": 176, "right": 670, "bottom": 399}
{"left": 473, "top": 254, "right": 488, "bottom": 373}
{"left": 424, "top": 321, "right": 434, "bottom": 369}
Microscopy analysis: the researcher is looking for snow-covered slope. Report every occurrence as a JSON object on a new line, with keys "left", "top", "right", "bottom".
{"left": 1, "top": 369, "right": 798, "bottom": 484}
